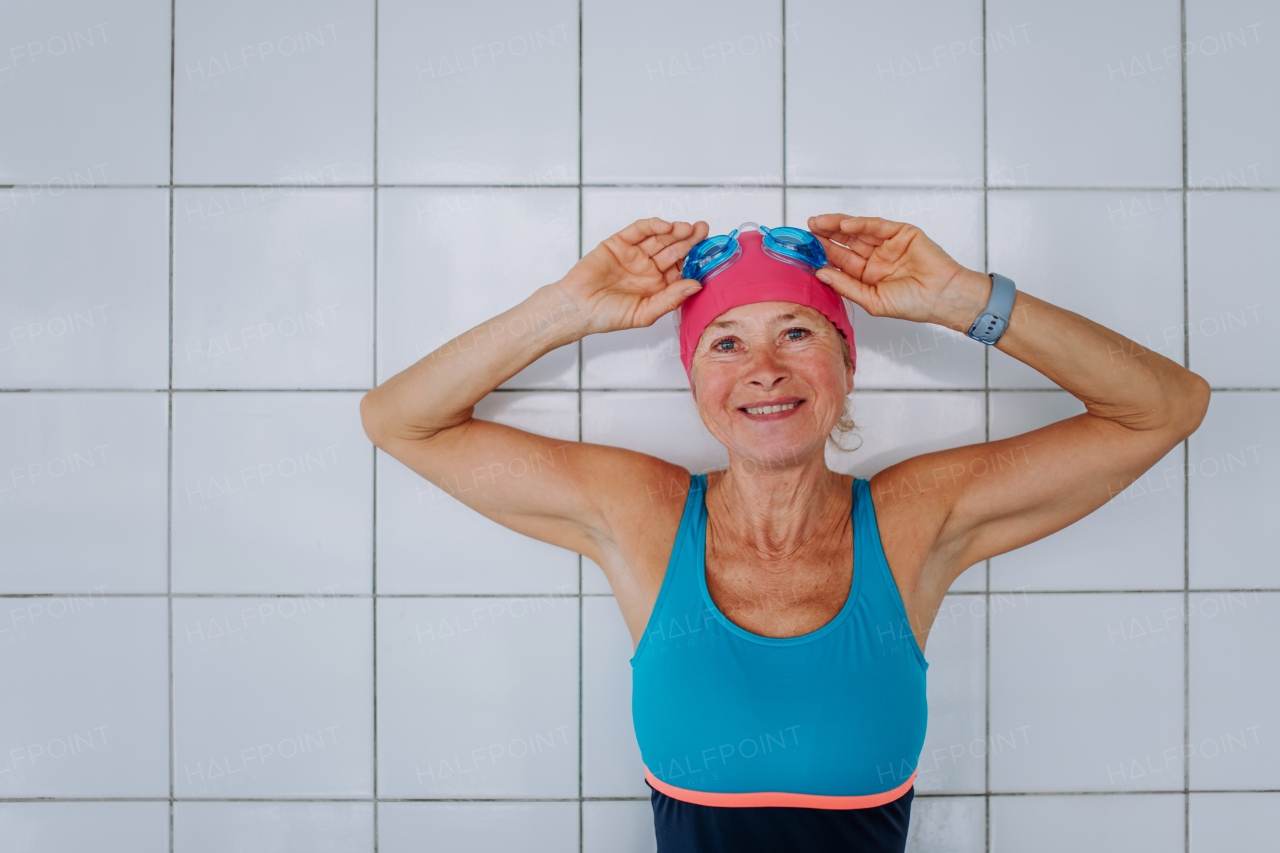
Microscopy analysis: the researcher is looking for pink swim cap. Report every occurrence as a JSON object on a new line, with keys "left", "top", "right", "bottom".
{"left": 677, "top": 230, "right": 856, "bottom": 389}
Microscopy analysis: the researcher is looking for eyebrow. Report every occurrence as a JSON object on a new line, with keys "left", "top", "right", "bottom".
{"left": 709, "top": 311, "right": 802, "bottom": 331}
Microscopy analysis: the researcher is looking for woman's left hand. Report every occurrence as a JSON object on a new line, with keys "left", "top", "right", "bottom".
{"left": 807, "top": 214, "right": 991, "bottom": 330}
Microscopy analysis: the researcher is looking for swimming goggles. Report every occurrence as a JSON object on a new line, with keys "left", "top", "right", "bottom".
{"left": 681, "top": 221, "right": 829, "bottom": 283}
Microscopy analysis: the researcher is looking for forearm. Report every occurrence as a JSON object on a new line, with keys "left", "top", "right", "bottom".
{"left": 361, "top": 282, "right": 587, "bottom": 442}
{"left": 938, "top": 270, "right": 1209, "bottom": 432}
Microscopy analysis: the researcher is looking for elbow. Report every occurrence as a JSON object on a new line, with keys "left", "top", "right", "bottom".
{"left": 1172, "top": 372, "right": 1212, "bottom": 439}
{"left": 359, "top": 389, "right": 388, "bottom": 447}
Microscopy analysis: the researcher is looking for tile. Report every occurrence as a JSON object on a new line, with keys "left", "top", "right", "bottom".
{"left": 1187, "top": 191, "right": 1280, "bottom": 387}
{"left": 582, "top": 391, "right": 729, "bottom": 476}
{"left": 377, "top": 1, "right": 577, "bottom": 184}
{"left": 0, "top": 189, "right": 168, "bottom": 389}
{"left": 172, "top": 392, "right": 372, "bottom": 594}
{"left": 583, "top": 800, "right": 657, "bottom": 853}
{"left": 376, "top": 188, "right": 578, "bottom": 388}
{"left": 989, "top": 593, "right": 1184, "bottom": 792}
{"left": 375, "top": 391, "right": 579, "bottom": 595}
{"left": 988, "top": 190, "right": 1185, "bottom": 389}
{"left": 0, "top": 802, "right": 169, "bottom": 853}
{"left": 914, "top": 596, "right": 985, "bottom": 794}
{"left": 990, "top": 794, "right": 1184, "bottom": 853}
{"left": 987, "top": 0, "right": 1182, "bottom": 188}
{"left": 989, "top": 392, "right": 1184, "bottom": 591}
{"left": 376, "top": 597, "right": 579, "bottom": 798}
{"left": 1187, "top": 2, "right": 1279, "bottom": 189}
{"left": 787, "top": 0, "right": 983, "bottom": 186}
{"left": 1189, "top": 592, "right": 1279, "bottom": 790}
{"left": 583, "top": 597, "right": 645, "bottom": 797}
{"left": 0, "top": 1, "right": 170, "bottom": 184}
{"left": 174, "top": 802, "right": 374, "bottom": 853}
{"left": 172, "top": 597, "right": 373, "bottom": 797}
{"left": 0, "top": 597, "right": 168, "bottom": 797}
{"left": 173, "top": 188, "right": 374, "bottom": 390}
{"left": 905, "top": 796, "right": 985, "bottom": 853}
{"left": 0, "top": 393, "right": 167, "bottom": 594}
{"left": 582, "top": 0, "right": 783, "bottom": 183}
{"left": 173, "top": 0, "right": 374, "bottom": 184}
{"left": 378, "top": 802, "right": 578, "bottom": 853}
{"left": 581, "top": 187, "right": 784, "bottom": 390}
{"left": 788, "top": 188, "right": 986, "bottom": 390}
{"left": 1191, "top": 793, "right": 1280, "bottom": 850}
{"left": 824, "top": 390, "right": 987, "bottom": 592}
{"left": 1188, "top": 392, "right": 1277, "bottom": 589}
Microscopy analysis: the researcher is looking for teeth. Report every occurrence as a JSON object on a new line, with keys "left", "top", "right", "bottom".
{"left": 745, "top": 402, "right": 799, "bottom": 415}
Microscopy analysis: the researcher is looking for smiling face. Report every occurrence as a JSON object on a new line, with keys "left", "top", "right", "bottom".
{"left": 689, "top": 301, "right": 854, "bottom": 471}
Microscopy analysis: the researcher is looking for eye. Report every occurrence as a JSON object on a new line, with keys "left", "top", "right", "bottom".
{"left": 783, "top": 327, "right": 811, "bottom": 341}
{"left": 712, "top": 337, "right": 739, "bottom": 352}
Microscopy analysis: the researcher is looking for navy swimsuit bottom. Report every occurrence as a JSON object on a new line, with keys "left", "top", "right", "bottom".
{"left": 649, "top": 781, "right": 914, "bottom": 852}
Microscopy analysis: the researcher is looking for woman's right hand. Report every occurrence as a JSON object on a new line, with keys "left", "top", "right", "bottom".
{"left": 555, "top": 217, "right": 711, "bottom": 336}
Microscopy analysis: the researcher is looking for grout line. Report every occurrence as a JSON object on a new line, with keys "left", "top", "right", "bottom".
{"left": 577, "top": 3, "right": 585, "bottom": 848}
{"left": 5, "top": 182, "right": 1277, "bottom": 192}
{"left": 781, "top": 0, "right": 788, "bottom": 225}
{"left": 167, "top": 1, "right": 177, "bottom": 848}
{"left": 1, "top": 788, "right": 1275, "bottom": 804}
{"left": 1181, "top": 1, "right": 1191, "bottom": 850}
{"left": 372, "top": 1, "right": 381, "bottom": 850}
{"left": 3, "top": 386, "right": 1277, "bottom": 395}
{"left": 6, "top": 588, "right": 1274, "bottom": 600}
{"left": 981, "top": 0, "right": 991, "bottom": 847}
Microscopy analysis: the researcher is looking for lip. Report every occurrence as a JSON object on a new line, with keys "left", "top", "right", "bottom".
{"left": 738, "top": 397, "right": 804, "bottom": 420}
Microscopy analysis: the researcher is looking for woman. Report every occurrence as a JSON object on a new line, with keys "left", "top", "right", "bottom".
{"left": 360, "top": 215, "right": 1210, "bottom": 852}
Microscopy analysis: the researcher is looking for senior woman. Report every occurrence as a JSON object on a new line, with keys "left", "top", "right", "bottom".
{"left": 360, "top": 215, "right": 1210, "bottom": 852}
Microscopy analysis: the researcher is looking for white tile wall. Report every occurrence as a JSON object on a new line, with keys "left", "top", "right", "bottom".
{"left": 171, "top": 391, "right": 372, "bottom": 594}
{"left": 0, "top": 597, "right": 169, "bottom": 796}
{"left": 0, "top": 189, "right": 169, "bottom": 389}
{"left": 375, "top": 391, "right": 579, "bottom": 595}
{"left": 989, "top": 593, "right": 1186, "bottom": 793}
{"left": 990, "top": 794, "right": 1185, "bottom": 853}
{"left": 986, "top": 0, "right": 1182, "bottom": 188}
{"left": 0, "top": 801, "right": 169, "bottom": 853}
{"left": 375, "top": 597, "right": 579, "bottom": 799}
{"left": 376, "top": 0, "right": 579, "bottom": 185}
{"left": 172, "top": 0, "right": 375, "bottom": 185}
{"left": 0, "top": 0, "right": 171, "bottom": 184}
{"left": 173, "top": 188, "right": 374, "bottom": 390}
{"left": 987, "top": 189, "right": 1185, "bottom": 389}
{"left": 3, "top": 0, "right": 1270, "bottom": 849}
{"left": 172, "top": 596, "right": 374, "bottom": 798}
{"left": 378, "top": 802, "right": 578, "bottom": 853}
{"left": 173, "top": 802, "right": 374, "bottom": 853}
{"left": 1187, "top": 191, "right": 1279, "bottom": 387}
{"left": 787, "top": 0, "right": 985, "bottom": 187}
{"left": 0, "top": 393, "right": 169, "bottom": 594}
{"left": 1186, "top": 1, "right": 1280, "bottom": 189}
{"left": 1190, "top": 792, "right": 1280, "bottom": 850}
{"left": 989, "top": 392, "right": 1184, "bottom": 591}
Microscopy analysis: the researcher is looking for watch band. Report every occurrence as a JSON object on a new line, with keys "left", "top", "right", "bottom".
{"left": 966, "top": 272, "right": 1016, "bottom": 345}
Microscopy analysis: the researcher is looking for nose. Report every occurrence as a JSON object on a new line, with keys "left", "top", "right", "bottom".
{"left": 745, "top": 346, "right": 789, "bottom": 390}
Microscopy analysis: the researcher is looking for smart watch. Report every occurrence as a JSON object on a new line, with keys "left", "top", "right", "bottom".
{"left": 966, "top": 272, "right": 1016, "bottom": 345}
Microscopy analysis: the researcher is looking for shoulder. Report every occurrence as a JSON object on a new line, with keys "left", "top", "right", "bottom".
{"left": 866, "top": 459, "right": 959, "bottom": 597}
{"left": 580, "top": 451, "right": 693, "bottom": 596}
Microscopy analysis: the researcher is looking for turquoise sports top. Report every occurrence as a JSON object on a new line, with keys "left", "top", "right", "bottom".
{"left": 630, "top": 472, "right": 929, "bottom": 809}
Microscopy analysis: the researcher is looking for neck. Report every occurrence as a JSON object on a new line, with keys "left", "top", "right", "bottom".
{"left": 706, "top": 451, "right": 850, "bottom": 560}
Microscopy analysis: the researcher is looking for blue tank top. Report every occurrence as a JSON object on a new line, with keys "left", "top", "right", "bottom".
{"left": 631, "top": 473, "right": 928, "bottom": 823}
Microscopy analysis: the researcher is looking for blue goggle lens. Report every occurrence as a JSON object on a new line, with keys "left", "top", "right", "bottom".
{"left": 683, "top": 229, "right": 741, "bottom": 282}
{"left": 682, "top": 224, "right": 827, "bottom": 282}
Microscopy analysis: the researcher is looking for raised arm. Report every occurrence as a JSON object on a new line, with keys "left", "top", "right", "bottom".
{"left": 808, "top": 214, "right": 1211, "bottom": 643}
{"left": 359, "top": 217, "right": 710, "bottom": 567}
